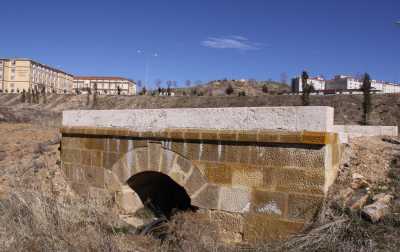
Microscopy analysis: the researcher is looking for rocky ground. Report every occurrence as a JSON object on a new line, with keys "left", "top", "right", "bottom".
{"left": 0, "top": 122, "right": 399, "bottom": 251}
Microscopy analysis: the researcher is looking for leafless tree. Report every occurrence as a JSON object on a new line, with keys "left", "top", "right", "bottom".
{"left": 185, "top": 80, "right": 192, "bottom": 88}
{"left": 280, "top": 72, "right": 288, "bottom": 84}
{"left": 248, "top": 78, "right": 257, "bottom": 86}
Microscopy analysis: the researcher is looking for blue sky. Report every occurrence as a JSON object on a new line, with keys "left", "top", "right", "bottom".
{"left": 1, "top": 0, "right": 399, "bottom": 88}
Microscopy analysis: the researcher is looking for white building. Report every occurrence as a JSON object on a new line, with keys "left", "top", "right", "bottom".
{"left": 326, "top": 75, "right": 362, "bottom": 91}
{"left": 291, "top": 76, "right": 325, "bottom": 92}
{"left": 73, "top": 76, "right": 136, "bottom": 95}
{"left": 326, "top": 75, "right": 400, "bottom": 93}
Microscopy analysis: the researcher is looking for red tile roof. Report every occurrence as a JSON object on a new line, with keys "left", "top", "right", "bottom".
{"left": 74, "top": 76, "right": 134, "bottom": 82}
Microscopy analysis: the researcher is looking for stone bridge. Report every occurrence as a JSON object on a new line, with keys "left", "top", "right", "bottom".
{"left": 61, "top": 107, "right": 342, "bottom": 241}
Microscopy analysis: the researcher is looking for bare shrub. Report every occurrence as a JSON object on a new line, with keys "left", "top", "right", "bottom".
{"left": 157, "top": 212, "right": 221, "bottom": 252}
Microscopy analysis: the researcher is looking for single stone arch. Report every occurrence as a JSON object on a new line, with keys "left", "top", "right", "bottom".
{"left": 107, "top": 142, "right": 212, "bottom": 214}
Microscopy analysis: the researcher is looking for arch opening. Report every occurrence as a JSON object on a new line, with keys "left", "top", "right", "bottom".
{"left": 126, "top": 171, "right": 197, "bottom": 219}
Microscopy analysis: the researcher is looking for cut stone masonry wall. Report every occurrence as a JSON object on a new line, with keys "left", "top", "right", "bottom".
{"left": 61, "top": 127, "right": 340, "bottom": 241}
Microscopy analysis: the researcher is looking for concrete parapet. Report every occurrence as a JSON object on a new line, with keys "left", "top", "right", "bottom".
{"left": 63, "top": 106, "right": 335, "bottom": 132}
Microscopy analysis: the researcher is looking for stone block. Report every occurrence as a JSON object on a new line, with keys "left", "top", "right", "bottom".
{"left": 231, "top": 165, "right": 264, "bottom": 188}
{"left": 200, "top": 142, "right": 219, "bottom": 162}
{"left": 133, "top": 140, "right": 148, "bottom": 148}
{"left": 112, "top": 160, "right": 131, "bottom": 184}
{"left": 80, "top": 150, "right": 91, "bottom": 166}
{"left": 219, "top": 186, "right": 251, "bottom": 213}
{"left": 116, "top": 186, "right": 144, "bottom": 214}
{"left": 218, "top": 130, "right": 238, "bottom": 141}
{"left": 287, "top": 193, "right": 324, "bottom": 221}
{"left": 82, "top": 138, "right": 105, "bottom": 150}
{"left": 251, "top": 190, "right": 288, "bottom": 217}
{"left": 104, "top": 169, "right": 123, "bottom": 191}
{"left": 204, "top": 162, "right": 232, "bottom": 185}
{"left": 183, "top": 142, "right": 200, "bottom": 160}
{"left": 62, "top": 149, "right": 81, "bottom": 164}
{"left": 176, "top": 155, "right": 192, "bottom": 173}
{"left": 258, "top": 132, "right": 280, "bottom": 143}
{"left": 183, "top": 130, "right": 201, "bottom": 140}
{"left": 171, "top": 141, "right": 184, "bottom": 156}
{"left": 160, "top": 149, "right": 176, "bottom": 174}
{"left": 191, "top": 183, "right": 220, "bottom": 209}
{"left": 237, "top": 130, "right": 258, "bottom": 142}
{"left": 221, "top": 144, "right": 244, "bottom": 163}
{"left": 243, "top": 214, "right": 304, "bottom": 241}
{"left": 102, "top": 152, "right": 120, "bottom": 170}
{"left": 275, "top": 168, "right": 324, "bottom": 194}
{"left": 91, "top": 151, "right": 103, "bottom": 167}
{"left": 62, "top": 162, "right": 73, "bottom": 179}
{"left": 185, "top": 166, "right": 207, "bottom": 196}
{"left": 200, "top": 130, "right": 219, "bottom": 141}
{"left": 253, "top": 145, "right": 325, "bottom": 170}
{"left": 237, "top": 145, "right": 251, "bottom": 163}
{"left": 61, "top": 137, "right": 77, "bottom": 149}
{"left": 210, "top": 210, "right": 244, "bottom": 234}
{"left": 85, "top": 166, "right": 105, "bottom": 188}
{"left": 118, "top": 139, "right": 129, "bottom": 153}
{"left": 135, "top": 148, "right": 149, "bottom": 172}
{"left": 71, "top": 165, "right": 87, "bottom": 183}
{"left": 262, "top": 167, "right": 277, "bottom": 190}
{"left": 168, "top": 130, "right": 184, "bottom": 139}
{"left": 278, "top": 132, "right": 302, "bottom": 143}
{"left": 148, "top": 143, "right": 162, "bottom": 170}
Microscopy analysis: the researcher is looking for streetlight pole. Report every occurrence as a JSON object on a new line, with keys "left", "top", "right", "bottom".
{"left": 137, "top": 50, "right": 158, "bottom": 89}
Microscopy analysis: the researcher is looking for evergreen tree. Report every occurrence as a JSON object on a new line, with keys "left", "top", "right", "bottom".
{"left": 21, "top": 89, "right": 26, "bottom": 103}
{"left": 262, "top": 84, "right": 269, "bottom": 94}
{"left": 301, "top": 71, "right": 314, "bottom": 106}
{"left": 225, "top": 84, "right": 234, "bottom": 95}
{"left": 361, "top": 73, "right": 372, "bottom": 125}
{"left": 92, "top": 83, "right": 98, "bottom": 107}
{"left": 27, "top": 89, "right": 32, "bottom": 104}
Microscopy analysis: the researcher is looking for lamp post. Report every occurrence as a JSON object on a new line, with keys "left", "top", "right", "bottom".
{"left": 137, "top": 50, "right": 159, "bottom": 88}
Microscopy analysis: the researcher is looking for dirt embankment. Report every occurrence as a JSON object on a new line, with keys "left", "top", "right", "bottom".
{"left": 1, "top": 93, "right": 400, "bottom": 126}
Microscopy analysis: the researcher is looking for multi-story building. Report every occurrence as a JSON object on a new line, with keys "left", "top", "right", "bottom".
{"left": 0, "top": 58, "right": 73, "bottom": 93}
{"left": 326, "top": 75, "right": 400, "bottom": 93}
{"left": 325, "top": 75, "right": 362, "bottom": 90}
{"left": 73, "top": 76, "right": 136, "bottom": 95}
{"left": 291, "top": 76, "right": 325, "bottom": 92}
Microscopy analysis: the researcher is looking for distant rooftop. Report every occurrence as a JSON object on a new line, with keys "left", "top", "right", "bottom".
{"left": 74, "top": 76, "right": 135, "bottom": 83}
{"left": 0, "top": 58, "right": 73, "bottom": 77}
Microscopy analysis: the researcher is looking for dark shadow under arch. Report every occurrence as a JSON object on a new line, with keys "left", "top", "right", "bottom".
{"left": 126, "top": 171, "right": 196, "bottom": 219}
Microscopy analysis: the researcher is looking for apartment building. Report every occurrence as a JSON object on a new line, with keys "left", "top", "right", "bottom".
{"left": 0, "top": 58, "right": 73, "bottom": 93}
{"left": 73, "top": 76, "right": 136, "bottom": 95}
{"left": 326, "top": 75, "right": 400, "bottom": 93}
{"left": 291, "top": 76, "right": 325, "bottom": 92}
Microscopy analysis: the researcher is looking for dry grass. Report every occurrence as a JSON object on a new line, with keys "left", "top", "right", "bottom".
{"left": 0, "top": 189, "right": 156, "bottom": 252}
{"left": 156, "top": 212, "right": 221, "bottom": 252}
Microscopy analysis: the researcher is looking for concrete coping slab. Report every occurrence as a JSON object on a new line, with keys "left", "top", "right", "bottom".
{"left": 62, "top": 106, "right": 335, "bottom": 132}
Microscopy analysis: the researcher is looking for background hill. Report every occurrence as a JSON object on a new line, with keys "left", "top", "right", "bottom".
{"left": 158, "top": 79, "right": 291, "bottom": 96}
{"left": 1, "top": 93, "right": 400, "bottom": 128}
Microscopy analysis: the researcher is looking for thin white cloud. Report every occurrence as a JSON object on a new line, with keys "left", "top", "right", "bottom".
{"left": 201, "top": 36, "right": 262, "bottom": 50}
